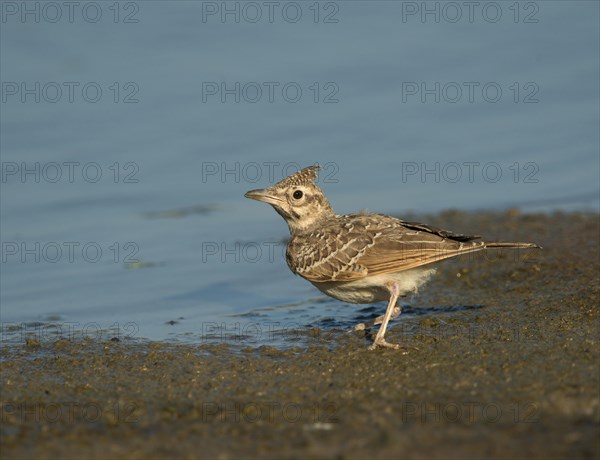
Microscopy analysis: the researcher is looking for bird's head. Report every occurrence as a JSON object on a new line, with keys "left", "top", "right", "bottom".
{"left": 244, "top": 165, "right": 334, "bottom": 233}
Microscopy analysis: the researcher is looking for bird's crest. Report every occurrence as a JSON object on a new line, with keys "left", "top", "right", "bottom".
{"left": 275, "top": 165, "right": 320, "bottom": 188}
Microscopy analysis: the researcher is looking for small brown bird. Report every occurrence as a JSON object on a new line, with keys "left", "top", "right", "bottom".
{"left": 244, "top": 165, "right": 540, "bottom": 350}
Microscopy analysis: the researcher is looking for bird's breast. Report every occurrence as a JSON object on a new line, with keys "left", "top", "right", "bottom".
{"left": 309, "top": 268, "right": 436, "bottom": 304}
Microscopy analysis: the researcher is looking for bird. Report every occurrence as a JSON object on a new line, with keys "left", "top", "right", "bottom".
{"left": 244, "top": 165, "right": 541, "bottom": 350}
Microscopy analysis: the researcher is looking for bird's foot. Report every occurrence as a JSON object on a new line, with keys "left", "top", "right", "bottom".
{"left": 368, "top": 339, "right": 419, "bottom": 351}
{"left": 350, "top": 307, "right": 401, "bottom": 333}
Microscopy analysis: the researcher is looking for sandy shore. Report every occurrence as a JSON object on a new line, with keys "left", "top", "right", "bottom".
{"left": 1, "top": 210, "right": 598, "bottom": 460}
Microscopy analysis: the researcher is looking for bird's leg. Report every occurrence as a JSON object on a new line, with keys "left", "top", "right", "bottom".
{"left": 352, "top": 306, "right": 401, "bottom": 332}
{"left": 368, "top": 281, "right": 411, "bottom": 350}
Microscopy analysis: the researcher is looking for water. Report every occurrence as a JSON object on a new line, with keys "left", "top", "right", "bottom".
{"left": 1, "top": 1, "right": 598, "bottom": 345}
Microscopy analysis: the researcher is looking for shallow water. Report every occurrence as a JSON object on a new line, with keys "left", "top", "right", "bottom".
{"left": 1, "top": 1, "right": 598, "bottom": 344}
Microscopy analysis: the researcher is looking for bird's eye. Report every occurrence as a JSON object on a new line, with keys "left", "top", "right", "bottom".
{"left": 293, "top": 190, "right": 303, "bottom": 200}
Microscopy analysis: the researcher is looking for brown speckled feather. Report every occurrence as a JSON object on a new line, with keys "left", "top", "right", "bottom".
{"left": 286, "top": 213, "right": 485, "bottom": 283}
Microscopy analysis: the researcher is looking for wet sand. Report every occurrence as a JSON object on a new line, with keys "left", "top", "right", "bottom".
{"left": 1, "top": 210, "right": 599, "bottom": 460}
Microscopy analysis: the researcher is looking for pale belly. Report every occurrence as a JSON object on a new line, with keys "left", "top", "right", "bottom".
{"left": 310, "top": 268, "right": 436, "bottom": 304}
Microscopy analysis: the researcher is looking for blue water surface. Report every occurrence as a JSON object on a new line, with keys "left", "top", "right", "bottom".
{"left": 1, "top": 1, "right": 598, "bottom": 345}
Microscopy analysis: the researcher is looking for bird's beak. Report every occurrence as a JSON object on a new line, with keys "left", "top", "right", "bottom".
{"left": 244, "top": 188, "right": 284, "bottom": 206}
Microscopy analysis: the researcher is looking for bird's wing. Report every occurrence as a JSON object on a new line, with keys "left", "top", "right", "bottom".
{"left": 398, "top": 220, "right": 481, "bottom": 242}
{"left": 286, "top": 214, "right": 485, "bottom": 283}
{"left": 286, "top": 219, "right": 373, "bottom": 282}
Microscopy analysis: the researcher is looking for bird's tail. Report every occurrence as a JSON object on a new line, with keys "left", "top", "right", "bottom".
{"left": 485, "top": 242, "right": 542, "bottom": 249}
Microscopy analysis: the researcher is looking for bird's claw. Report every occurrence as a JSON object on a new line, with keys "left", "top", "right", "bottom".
{"left": 368, "top": 339, "right": 419, "bottom": 352}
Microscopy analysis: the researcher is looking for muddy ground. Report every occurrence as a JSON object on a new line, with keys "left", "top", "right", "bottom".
{"left": 1, "top": 210, "right": 599, "bottom": 460}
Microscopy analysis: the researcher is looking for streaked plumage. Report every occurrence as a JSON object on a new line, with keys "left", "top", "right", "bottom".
{"left": 245, "top": 165, "right": 540, "bottom": 349}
